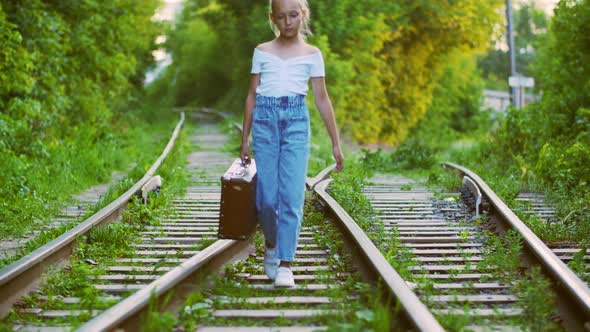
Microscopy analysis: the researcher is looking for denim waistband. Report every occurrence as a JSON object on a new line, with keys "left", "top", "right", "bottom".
{"left": 256, "top": 94, "right": 305, "bottom": 108}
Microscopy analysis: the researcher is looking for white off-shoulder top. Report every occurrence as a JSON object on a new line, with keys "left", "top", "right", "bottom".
{"left": 251, "top": 48, "right": 325, "bottom": 97}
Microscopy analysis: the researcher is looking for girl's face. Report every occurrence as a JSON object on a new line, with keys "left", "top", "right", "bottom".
{"left": 270, "top": 0, "right": 305, "bottom": 38}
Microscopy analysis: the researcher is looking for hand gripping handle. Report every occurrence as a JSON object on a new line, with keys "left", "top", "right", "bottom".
{"left": 241, "top": 156, "right": 251, "bottom": 168}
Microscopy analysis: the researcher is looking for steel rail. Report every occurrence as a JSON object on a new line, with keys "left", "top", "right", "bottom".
{"left": 305, "top": 164, "right": 335, "bottom": 190}
{"left": 76, "top": 165, "right": 334, "bottom": 331}
{"left": 0, "top": 112, "right": 185, "bottom": 318}
{"left": 443, "top": 161, "right": 590, "bottom": 330}
{"left": 77, "top": 238, "right": 250, "bottom": 332}
{"left": 314, "top": 179, "right": 445, "bottom": 332}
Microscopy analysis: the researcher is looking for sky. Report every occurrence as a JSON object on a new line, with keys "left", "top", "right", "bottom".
{"left": 529, "top": 0, "right": 559, "bottom": 15}
{"left": 152, "top": 0, "right": 184, "bottom": 21}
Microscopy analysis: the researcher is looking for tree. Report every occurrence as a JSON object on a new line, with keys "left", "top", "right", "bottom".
{"left": 163, "top": 0, "right": 502, "bottom": 145}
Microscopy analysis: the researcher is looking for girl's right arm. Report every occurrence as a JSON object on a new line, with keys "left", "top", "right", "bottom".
{"left": 240, "top": 73, "right": 260, "bottom": 161}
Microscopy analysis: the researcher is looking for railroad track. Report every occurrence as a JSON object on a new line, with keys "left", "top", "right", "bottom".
{"left": 312, "top": 163, "right": 590, "bottom": 330}
{"left": 73, "top": 123, "right": 441, "bottom": 330}
{"left": 2, "top": 112, "right": 589, "bottom": 331}
{"left": 172, "top": 202, "right": 373, "bottom": 331}
{"left": 516, "top": 192, "right": 557, "bottom": 223}
{"left": 440, "top": 163, "right": 590, "bottom": 331}
{"left": 515, "top": 192, "right": 590, "bottom": 285}
{"left": 3, "top": 117, "right": 250, "bottom": 331}
{"left": 0, "top": 112, "right": 185, "bottom": 330}
{"left": 0, "top": 171, "right": 127, "bottom": 260}
{"left": 361, "top": 175, "right": 525, "bottom": 330}
{"left": 0, "top": 114, "right": 444, "bottom": 330}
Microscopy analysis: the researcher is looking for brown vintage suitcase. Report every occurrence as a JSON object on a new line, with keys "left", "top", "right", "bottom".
{"left": 218, "top": 158, "right": 258, "bottom": 240}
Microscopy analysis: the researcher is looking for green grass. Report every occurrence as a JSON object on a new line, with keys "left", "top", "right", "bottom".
{"left": 0, "top": 109, "right": 182, "bottom": 241}
{"left": 0, "top": 112, "right": 185, "bottom": 269}
{"left": 361, "top": 142, "right": 590, "bottom": 243}
{"left": 567, "top": 244, "right": 590, "bottom": 283}
{"left": 331, "top": 155, "right": 563, "bottom": 331}
{"left": 0, "top": 122, "right": 191, "bottom": 330}
{"left": 328, "top": 159, "right": 418, "bottom": 280}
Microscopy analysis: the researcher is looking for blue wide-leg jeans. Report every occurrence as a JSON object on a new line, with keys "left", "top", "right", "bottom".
{"left": 252, "top": 94, "right": 310, "bottom": 262}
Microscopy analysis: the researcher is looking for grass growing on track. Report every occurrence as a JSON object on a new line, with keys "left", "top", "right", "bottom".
{"left": 361, "top": 142, "right": 590, "bottom": 244}
{"left": 476, "top": 228, "right": 561, "bottom": 331}
{"left": 173, "top": 194, "right": 394, "bottom": 331}
{"left": 331, "top": 156, "right": 563, "bottom": 331}
{"left": 446, "top": 146, "right": 589, "bottom": 243}
{"left": 0, "top": 110, "right": 182, "bottom": 240}
{"left": 328, "top": 159, "right": 418, "bottom": 280}
{"left": 0, "top": 123, "right": 191, "bottom": 330}
{"left": 567, "top": 246, "right": 590, "bottom": 283}
{"left": 0, "top": 115, "right": 185, "bottom": 270}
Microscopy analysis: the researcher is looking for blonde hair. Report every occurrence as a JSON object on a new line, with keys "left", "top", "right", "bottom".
{"left": 269, "top": 0, "right": 312, "bottom": 38}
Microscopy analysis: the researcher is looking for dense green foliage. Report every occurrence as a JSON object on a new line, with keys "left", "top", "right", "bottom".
{"left": 391, "top": 0, "right": 590, "bottom": 242}
{"left": 407, "top": 50, "right": 490, "bottom": 152}
{"left": 484, "top": 0, "right": 590, "bottom": 203}
{"left": 0, "top": 1, "right": 159, "bottom": 150}
{"left": 154, "top": 0, "right": 502, "bottom": 145}
{"left": 489, "top": 0, "right": 590, "bottom": 239}
{"left": 0, "top": 1, "right": 162, "bottom": 238}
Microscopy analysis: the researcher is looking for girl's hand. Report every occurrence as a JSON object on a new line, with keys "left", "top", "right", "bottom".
{"left": 240, "top": 141, "right": 250, "bottom": 162}
{"left": 333, "top": 145, "right": 344, "bottom": 173}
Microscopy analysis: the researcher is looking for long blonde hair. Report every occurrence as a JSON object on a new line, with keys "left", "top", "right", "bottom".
{"left": 269, "top": 0, "right": 312, "bottom": 39}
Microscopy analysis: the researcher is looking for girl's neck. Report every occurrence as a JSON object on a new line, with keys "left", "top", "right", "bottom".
{"left": 275, "top": 34, "right": 304, "bottom": 47}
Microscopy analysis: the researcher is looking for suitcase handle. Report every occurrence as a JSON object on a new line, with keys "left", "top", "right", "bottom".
{"left": 230, "top": 157, "right": 250, "bottom": 178}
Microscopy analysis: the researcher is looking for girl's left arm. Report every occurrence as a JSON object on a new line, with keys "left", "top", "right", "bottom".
{"left": 311, "top": 76, "right": 344, "bottom": 172}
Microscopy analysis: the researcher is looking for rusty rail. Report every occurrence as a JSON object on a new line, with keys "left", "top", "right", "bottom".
{"left": 0, "top": 113, "right": 185, "bottom": 318}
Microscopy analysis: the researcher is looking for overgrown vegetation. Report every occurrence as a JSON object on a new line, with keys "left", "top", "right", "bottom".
{"left": 0, "top": 125, "right": 190, "bottom": 330}
{"left": 491, "top": 0, "right": 590, "bottom": 240}
{"left": 153, "top": 0, "right": 501, "bottom": 145}
{"left": 333, "top": 156, "right": 562, "bottom": 330}
{"left": 0, "top": 1, "right": 163, "bottom": 240}
{"left": 174, "top": 194, "right": 394, "bottom": 331}
{"left": 0, "top": 116, "right": 182, "bottom": 269}
{"left": 370, "top": 0, "right": 590, "bottom": 243}
{"left": 328, "top": 160, "right": 417, "bottom": 281}
{"left": 478, "top": 230, "right": 561, "bottom": 331}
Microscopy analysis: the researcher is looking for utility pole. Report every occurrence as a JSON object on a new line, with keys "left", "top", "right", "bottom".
{"left": 506, "top": 0, "right": 518, "bottom": 107}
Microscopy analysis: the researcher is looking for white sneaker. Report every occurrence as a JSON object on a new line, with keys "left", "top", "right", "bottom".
{"left": 274, "top": 266, "right": 295, "bottom": 288}
{"left": 264, "top": 247, "right": 279, "bottom": 280}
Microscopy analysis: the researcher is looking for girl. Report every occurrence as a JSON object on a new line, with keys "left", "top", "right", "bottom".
{"left": 240, "top": 0, "right": 343, "bottom": 288}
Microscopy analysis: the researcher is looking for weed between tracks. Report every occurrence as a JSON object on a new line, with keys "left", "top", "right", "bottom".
{"left": 0, "top": 169, "right": 146, "bottom": 272}
{"left": 0, "top": 118, "right": 183, "bottom": 270}
{"left": 567, "top": 245, "right": 590, "bottom": 284}
{"left": 364, "top": 145, "right": 590, "bottom": 245}
{"left": 329, "top": 155, "right": 563, "bottom": 331}
{"left": 475, "top": 228, "right": 561, "bottom": 331}
{"left": 328, "top": 160, "right": 418, "bottom": 281}
{"left": 166, "top": 194, "right": 393, "bottom": 331}
{"left": 448, "top": 150, "right": 589, "bottom": 244}
{"left": 0, "top": 114, "right": 180, "bottom": 241}
{"left": 0, "top": 125, "right": 191, "bottom": 330}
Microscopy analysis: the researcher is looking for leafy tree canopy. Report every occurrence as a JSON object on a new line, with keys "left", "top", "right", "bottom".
{"left": 158, "top": 0, "right": 502, "bottom": 145}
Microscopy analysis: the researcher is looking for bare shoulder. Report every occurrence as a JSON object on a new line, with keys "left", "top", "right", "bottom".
{"left": 303, "top": 43, "right": 321, "bottom": 55}
{"left": 256, "top": 42, "right": 274, "bottom": 51}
